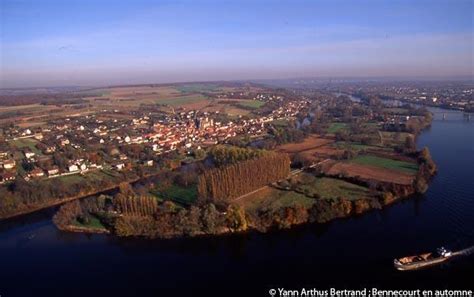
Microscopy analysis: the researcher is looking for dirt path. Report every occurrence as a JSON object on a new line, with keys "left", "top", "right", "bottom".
{"left": 232, "top": 159, "right": 331, "bottom": 202}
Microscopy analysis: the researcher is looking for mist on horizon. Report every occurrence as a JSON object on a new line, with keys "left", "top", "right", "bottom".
{"left": 1, "top": 0, "right": 473, "bottom": 88}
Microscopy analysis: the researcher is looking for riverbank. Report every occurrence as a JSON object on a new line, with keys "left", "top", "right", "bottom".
{"left": 52, "top": 146, "right": 436, "bottom": 240}
{"left": 0, "top": 169, "right": 165, "bottom": 221}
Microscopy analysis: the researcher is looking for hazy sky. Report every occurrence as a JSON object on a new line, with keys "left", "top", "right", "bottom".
{"left": 1, "top": 0, "right": 473, "bottom": 87}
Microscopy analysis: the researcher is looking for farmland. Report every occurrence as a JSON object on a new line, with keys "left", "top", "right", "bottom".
{"left": 276, "top": 135, "right": 334, "bottom": 154}
{"left": 324, "top": 161, "right": 415, "bottom": 185}
{"left": 237, "top": 100, "right": 265, "bottom": 109}
{"left": 236, "top": 187, "right": 316, "bottom": 212}
{"left": 351, "top": 155, "right": 418, "bottom": 174}
{"left": 291, "top": 174, "right": 373, "bottom": 200}
{"left": 327, "top": 122, "right": 348, "bottom": 134}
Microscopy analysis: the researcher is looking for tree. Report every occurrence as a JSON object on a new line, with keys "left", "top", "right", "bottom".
{"left": 225, "top": 205, "right": 247, "bottom": 232}
{"left": 201, "top": 203, "right": 220, "bottom": 234}
{"left": 405, "top": 135, "right": 416, "bottom": 152}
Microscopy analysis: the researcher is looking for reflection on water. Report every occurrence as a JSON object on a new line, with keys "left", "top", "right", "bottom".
{"left": 0, "top": 106, "right": 473, "bottom": 297}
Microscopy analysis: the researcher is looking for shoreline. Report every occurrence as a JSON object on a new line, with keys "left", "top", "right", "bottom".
{"left": 0, "top": 170, "right": 165, "bottom": 221}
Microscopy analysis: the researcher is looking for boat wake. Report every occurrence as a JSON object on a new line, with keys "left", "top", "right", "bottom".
{"left": 452, "top": 246, "right": 474, "bottom": 257}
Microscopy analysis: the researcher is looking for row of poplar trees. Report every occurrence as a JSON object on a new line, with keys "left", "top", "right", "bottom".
{"left": 114, "top": 194, "right": 159, "bottom": 217}
{"left": 198, "top": 152, "right": 290, "bottom": 201}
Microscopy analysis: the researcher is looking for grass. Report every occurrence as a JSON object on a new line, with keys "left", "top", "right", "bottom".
{"left": 176, "top": 84, "right": 220, "bottom": 93}
{"left": 237, "top": 100, "right": 265, "bottom": 109}
{"left": 295, "top": 176, "right": 373, "bottom": 201}
{"left": 56, "top": 174, "right": 85, "bottom": 185}
{"left": 327, "top": 122, "right": 348, "bottom": 134}
{"left": 151, "top": 184, "right": 197, "bottom": 206}
{"left": 334, "top": 141, "right": 393, "bottom": 152}
{"left": 380, "top": 131, "right": 412, "bottom": 146}
{"left": 351, "top": 155, "right": 418, "bottom": 174}
{"left": 73, "top": 215, "right": 106, "bottom": 230}
{"left": 157, "top": 95, "right": 209, "bottom": 106}
{"left": 242, "top": 188, "right": 316, "bottom": 212}
{"left": 10, "top": 138, "right": 42, "bottom": 155}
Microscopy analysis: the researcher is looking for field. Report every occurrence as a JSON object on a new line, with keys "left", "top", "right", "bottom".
{"left": 156, "top": 95, "right": 209, "bottom": 106}
{"left": 151, "top": 184, "right": 197, "bottom": 206}
{"left": 324, "top": 160, "right": 415, "bottom": 185}
{"left": 380, "top": 131, "right": 413, "bottom": 147}
{"left": 73, "top": 215, "right": 106, "bottom": 230}
{"left": 85, "top": 86, "right": 211, "bottom": 109}
{"left": 351, "top": 155, "right": 418, "bottom": 174}
{"left": 333, "top": 141, "right": 393, "bottom": 152}
{"left": 237, "top": 100, "right": 265, "bottom": 109}
{"left": 292, "top": 174, "right": 373, "bottom": 200}
{"left": 276, "top": 135, "right": 334, "bottom": 154}
{"left": 9, "top": 138, "right": 42, "bottom": 155}
{"left": 236, "top": 187, "right": 316, "bottom": 212}
{"left": 327, "top": 123, "right": 348, "bottom": 134}
{"left": 176, "top": 83, "right": 221, "bottom": 93}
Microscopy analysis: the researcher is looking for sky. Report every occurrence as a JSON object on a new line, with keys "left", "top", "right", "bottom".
{"left": 0, "top": 0, "right": 473, "bottom": 87}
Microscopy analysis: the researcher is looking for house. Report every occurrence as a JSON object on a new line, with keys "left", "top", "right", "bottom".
{"left": 68, "top": 164, "right": 79, "bottom": 172}
{"left": 60, "top": 139, "right": 70, "bottom": 146}
{"left": 143, "top": 160, "right": 153, "bottom": 166}
{"left": 45, "top": 145, "right": 56, "bottom": 154}
{"left": 113, "top": 162, "right": 125, "bottom": 170}
{"left": 47, "top": 166, "right": 59, "bottom": 177}
{"left": 0, "top": 172, "right": 16, "bottom": 184}
{"left": 24, "top": 149, "right": 35, "bottom": 159}
{"left": 29, "top": 168, "right": 45, "bottom": 178}
{"left": 2, "top": 159, "right": 16, "bottom": 170}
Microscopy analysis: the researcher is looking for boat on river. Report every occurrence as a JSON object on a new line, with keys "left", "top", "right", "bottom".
{"left": 394, "top": 247, "right": 453, "bottom": 271}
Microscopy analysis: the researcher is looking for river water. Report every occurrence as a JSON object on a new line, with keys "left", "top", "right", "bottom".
{"left": 0, "top": 107, "right": 473, "bottom": 297}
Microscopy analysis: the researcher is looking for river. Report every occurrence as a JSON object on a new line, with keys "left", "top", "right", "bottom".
{"left": 0, "top": 107, "right": 473, "bottom": 297}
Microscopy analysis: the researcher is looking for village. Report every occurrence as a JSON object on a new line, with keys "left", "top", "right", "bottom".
{"left": 0, "top": 88, "right": 310, "bottom": 185}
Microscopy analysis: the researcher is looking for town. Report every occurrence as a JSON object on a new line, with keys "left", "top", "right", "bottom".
{"left": 0, "top": 84, "right": 309, "bottom": 186}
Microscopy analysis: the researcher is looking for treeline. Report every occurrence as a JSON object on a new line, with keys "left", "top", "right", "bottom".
{"left": 0, "top": 169, "right": 138, "bottom": 218}
{"left": 0, "top": 94, "right": 90, "bottom": 106}
{"left": 414, "top": 147, "right": 437, "bottom": 193}
{"left": 114, "top": 203, "right": 248, "bottom": 238}
{"left": 198, "top": 153, "right": 290, "bottom": 201}
{"left": 114, "top": 193, "right": 158, "bottom": 216}
{"left": 209, "top": 145, "right": 266, "bottom": 166}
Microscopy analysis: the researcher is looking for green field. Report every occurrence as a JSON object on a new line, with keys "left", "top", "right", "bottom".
{"left": 237, "top": 100, "right": 265, "bottom": 109}
{"left": 327, "top": 122, "right": 348, "bottom": 133}
{"left": 176, "top": 84, "right": 220, "bottom": 93}
{"left": 243, "top": 188, "right": 316, "bottom": 212}
{"left": 10, "top": 138, "right": 42, "bottom": 155}
{"left": 157, "top": 95, "right": 209, "bottom": 106}
{"left": 56, "top": 174, "right": 85, "bottom": 185}
{"left": 334, "top": 141, "right": 392, "bottom": 152}
{"left": 151, "top": 184, "right": 197, "bottom": 205}
{"left": 294, "top": 175, "right": 372, "bottom": 200}
{"left": 351, "top": 155, "right": 418, "bottom": 174}
{"left": 73, "top": 215, "right": 106, "bottom": 230}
